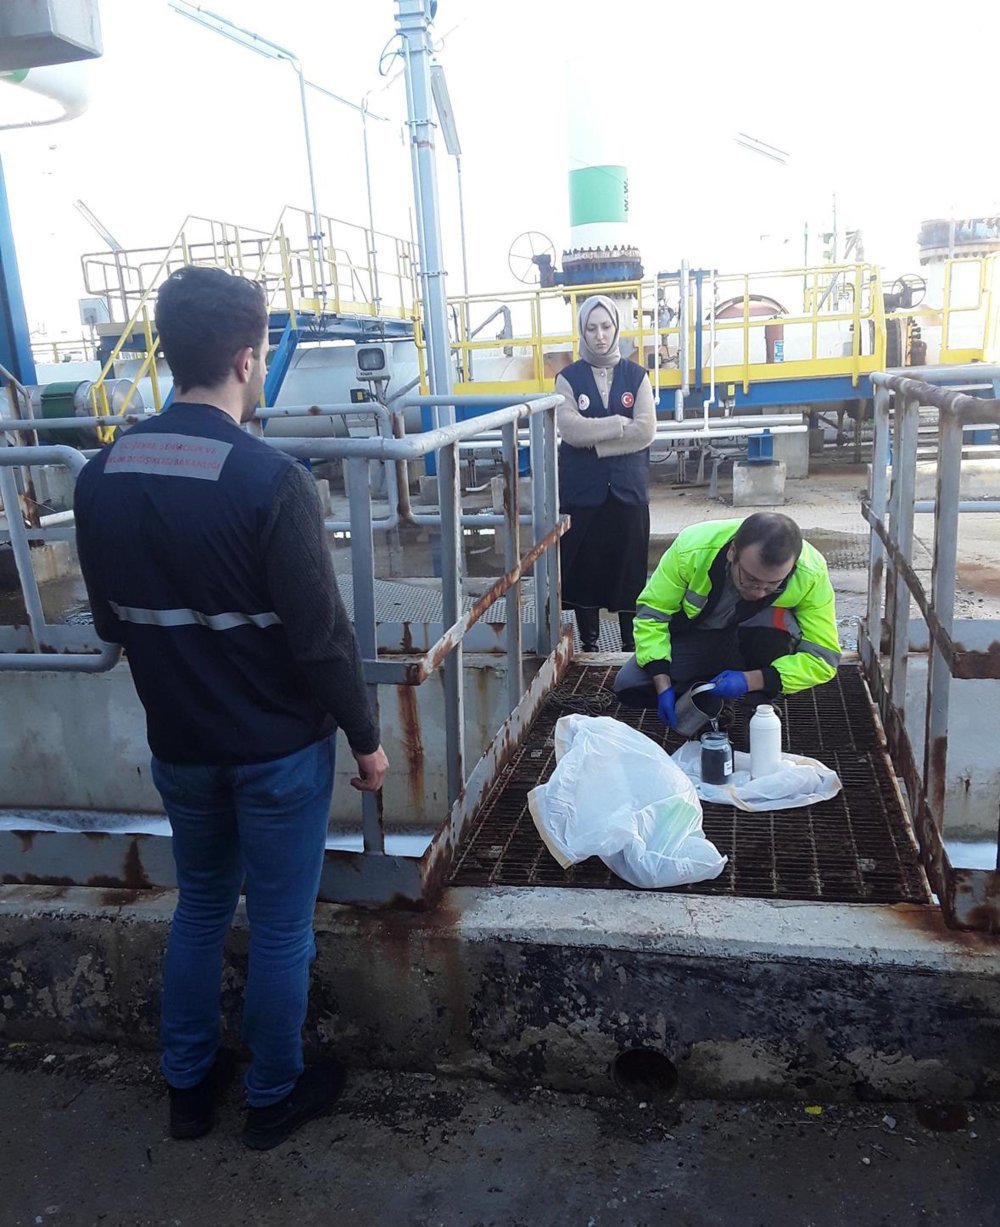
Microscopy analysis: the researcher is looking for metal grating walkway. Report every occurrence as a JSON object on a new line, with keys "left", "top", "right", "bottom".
{"left": 449, "top": 663, "right": 932, "bottom": 904}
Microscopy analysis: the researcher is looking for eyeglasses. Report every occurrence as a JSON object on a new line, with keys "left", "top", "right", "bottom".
{"left": 732, "top": 556, "right": 789, "bottom": 595}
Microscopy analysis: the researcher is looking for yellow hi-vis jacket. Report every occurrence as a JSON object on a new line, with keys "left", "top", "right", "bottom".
{"left": 633, "top": 519, "right": 842, "bottom": 694}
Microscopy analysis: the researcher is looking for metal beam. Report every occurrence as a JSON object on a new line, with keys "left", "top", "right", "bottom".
{"left": 347, "top": 455, "right": 384, "bottom": 855}
{"left": 395, "top": 0, "right": 453, "bottom": 415}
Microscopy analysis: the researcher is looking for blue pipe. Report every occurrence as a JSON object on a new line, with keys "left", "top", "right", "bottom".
{"left": 0, "top": 156, "right": 36, "bottom": 386}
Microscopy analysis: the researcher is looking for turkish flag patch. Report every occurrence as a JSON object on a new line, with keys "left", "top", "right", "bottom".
{"left": 621, "top": 392, "right": 635, "bottom": 409}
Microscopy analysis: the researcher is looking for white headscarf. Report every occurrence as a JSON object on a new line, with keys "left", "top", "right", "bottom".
{"left": 578, "top": 294, "right": 621, "bottom": 368}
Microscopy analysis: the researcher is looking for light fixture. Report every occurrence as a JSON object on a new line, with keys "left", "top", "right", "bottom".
{"left": 355, "top": 342, "right": 392, "bottom": 381}
{"left": 430, "top": 62, "right": 460, "bottom": 157}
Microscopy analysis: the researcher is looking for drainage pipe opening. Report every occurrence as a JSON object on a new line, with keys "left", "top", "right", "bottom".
{"left": 612, "top": 1047, "right": 678, "bottom": 1106}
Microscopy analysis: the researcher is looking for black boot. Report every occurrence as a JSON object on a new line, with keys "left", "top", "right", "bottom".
{"left": 242, "top": 1061, "right": 347, "bottom": 1151}
{"left": 168, "top": 1048, "right": 237, "bottom": 1140}
{"left": 618, "top": 610, "right": 636, "bottom": 653}
{"left": 575, "top": 607, "right": 601, "bottom": 653}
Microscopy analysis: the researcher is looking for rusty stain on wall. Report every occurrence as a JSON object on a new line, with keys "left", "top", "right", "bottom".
{"left": 396, "top": 686, "right": 426, "bottom": 815}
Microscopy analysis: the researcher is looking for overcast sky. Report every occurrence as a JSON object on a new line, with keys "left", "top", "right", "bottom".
{"left": 3, "top": 0, "right": 999, "bottom": 339}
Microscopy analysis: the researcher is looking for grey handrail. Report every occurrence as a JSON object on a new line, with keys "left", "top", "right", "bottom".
{"left": 0, "top": 445, "right": 121, "bottom": 672}
{"left": 861, "top": 371, "right": 1000, "bottom": 932}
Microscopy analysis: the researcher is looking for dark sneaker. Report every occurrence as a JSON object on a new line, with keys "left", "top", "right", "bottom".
{"left": 242, "top": 1061, "right": 347, "bottom": 1152}
{"left": 168, "top": 1048, "right": 237, "bottom": 1140}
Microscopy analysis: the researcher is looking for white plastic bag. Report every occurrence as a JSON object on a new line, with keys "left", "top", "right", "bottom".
{"left": 671, "top": 740, "right": 842, "bottom": 812}
{"left": 527, "top": 715, "right": 727, "bottom": 890}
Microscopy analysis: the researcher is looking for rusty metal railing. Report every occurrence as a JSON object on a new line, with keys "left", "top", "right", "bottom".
{"left": 270, "top": 394, "right": 566, "bottom": 864}
{"left": 861, "top": 370, "right": 1000, "bottom": 932}
{"left": 0, "top": 445, "right": 122, "bottom": 669}
{"left": 0, "top": 397, "right": 567, "bottom": 906}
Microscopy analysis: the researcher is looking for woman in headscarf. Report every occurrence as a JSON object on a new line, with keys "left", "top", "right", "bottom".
{"left": 555, "top": 295, "right": 657, "bottom": 652}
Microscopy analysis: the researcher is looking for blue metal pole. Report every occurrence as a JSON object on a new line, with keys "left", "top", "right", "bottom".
{"left": 395, "top": 0, "right": 454, "bottom": 420}
{"left": 0, "top": 155, "right": 37, "bottom": 386}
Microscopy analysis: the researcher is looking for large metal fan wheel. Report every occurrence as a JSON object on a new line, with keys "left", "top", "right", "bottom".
{"left": 507, "top": 231, "right": 557, "bottom": 285}
{"left": 891, "top": 274, "right": 927, "bottom": 308}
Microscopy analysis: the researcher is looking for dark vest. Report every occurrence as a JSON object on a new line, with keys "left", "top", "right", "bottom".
{"left": 74, "top": 403, "right": 331, "bottom": 766}
{"left": 558, "top": 359, "right": 650, "bottom": 508}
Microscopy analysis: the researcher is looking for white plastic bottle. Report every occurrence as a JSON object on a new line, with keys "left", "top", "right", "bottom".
{"left": 749, "top": 704, "right": 783, "bottom": 779}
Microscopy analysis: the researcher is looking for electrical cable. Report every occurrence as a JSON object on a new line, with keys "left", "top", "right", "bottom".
{"left": 377, "top": 34, "right": 402, "bottom": 77}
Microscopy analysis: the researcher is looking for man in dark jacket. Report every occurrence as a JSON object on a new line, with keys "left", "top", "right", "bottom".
{"left": 75, "top": 265, "right": 389, "bottom": 1151}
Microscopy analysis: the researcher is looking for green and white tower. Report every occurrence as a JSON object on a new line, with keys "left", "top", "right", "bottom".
{"left": 562, "top": 62, "right": 642, "bottom": 287}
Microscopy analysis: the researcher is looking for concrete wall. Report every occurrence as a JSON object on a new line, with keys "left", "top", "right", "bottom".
{"left": 867, "top": 460, "right": 1000, "bottom": 502}
{"left": 2, "top": 885, "right": 999, "bottom": 1101}
{"left": 0, "top": 656, "right": 523, "bottom": 827}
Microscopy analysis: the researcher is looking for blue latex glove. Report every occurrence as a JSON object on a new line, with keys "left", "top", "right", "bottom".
{"left": 708, "top": 670, "right": 749, "bottom": 699}
{"left": 656, "top": 686, "right": 677, "bottom": 728}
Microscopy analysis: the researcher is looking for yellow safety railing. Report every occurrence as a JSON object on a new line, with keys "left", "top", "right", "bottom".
{"left": 883, "top": 255, "right": 1000, "bottom": 367}
{"left": 984, "top": 254, "right": 1000, "bottom": 363}
{"left": 420, "top": 263, "right": 888, "bottom": 399}
{"left": 271, "top": 205, "right": 417, "bottom": 320}
{"left": 83, "top": 212, "right": 287, "bottom": 438}
{"left": 82, "top": 207, "right": 419, "bottom": 437}
{"left": 86, "top": 215, "right": 198, "bottom": 441}
{"left": 706, "top": 264, "right": 880, "bottom": 393}
{"left": 421, "top": 256, "right": 1000, "bottom": 399}
{"left": 66, "top": 229, "right": 1000, "bottom": 430}
{"left": 417, "top": 278, "right": 657, "bottom": 396}
{"left": 81, "top": 215, "right": 277, "bottom": 324}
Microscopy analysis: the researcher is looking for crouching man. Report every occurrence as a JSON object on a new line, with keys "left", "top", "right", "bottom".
{"left": 612, "top": 513, "right": 841, "bottom": 729}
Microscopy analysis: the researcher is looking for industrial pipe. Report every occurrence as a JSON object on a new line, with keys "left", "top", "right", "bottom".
{"left": 709, "top": 269, "right": 717, "bottom": 410}
{"left": 0, "top": 413, "right": 153, "bottom": 432}
{"left": 884, "top": 363, "right": 1000, "bottom": 386}
{"left": 396, "top": 0, "right": 454, "bottom": 415}
{"left": 679, "top": 260, "right": 690, "bottom": 397}
{"left": 262, "top": 398, "right": 559, "bottom": 462}
{"left": 914, "top": 501, "right": 1000, "bottom": 513}
{"left": 403, "top": 393, "right": 553, "bottom": 408}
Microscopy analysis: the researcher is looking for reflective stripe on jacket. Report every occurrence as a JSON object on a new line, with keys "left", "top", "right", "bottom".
{"left": 633, "top": 518, "right": 841, "bottom": 694}
{"left": 74, "top": 403, "right": 331, "bottom": 765}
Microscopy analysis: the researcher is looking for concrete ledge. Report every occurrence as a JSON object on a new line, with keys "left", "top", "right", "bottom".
{"left": 868, "top": 459, "right": 1000, "bottom": 502}
{"left": 2, "top": 884, "right": 999, "bottom": 1101}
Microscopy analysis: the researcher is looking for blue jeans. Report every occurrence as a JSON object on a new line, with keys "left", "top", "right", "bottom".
{"left": 152, "top": 735, "right": 334, "bottom": 1108}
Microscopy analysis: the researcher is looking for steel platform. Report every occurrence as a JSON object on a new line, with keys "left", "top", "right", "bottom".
{"left": 449, "top": 662, "right": 932, "bottom": 906}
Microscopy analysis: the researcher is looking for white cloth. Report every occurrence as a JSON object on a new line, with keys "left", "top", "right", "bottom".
{"left": 671, "top": 741, "right": 843, "bottom": 812}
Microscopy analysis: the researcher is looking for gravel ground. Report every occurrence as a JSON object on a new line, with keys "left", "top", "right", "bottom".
{"left": 3, "top": 1041, "right": 998, "bottom": 1227}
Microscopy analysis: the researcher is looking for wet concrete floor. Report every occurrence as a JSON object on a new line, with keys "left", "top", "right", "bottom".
{"left": 2, "top": 1041, "right": 998, "bottom": 1227}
